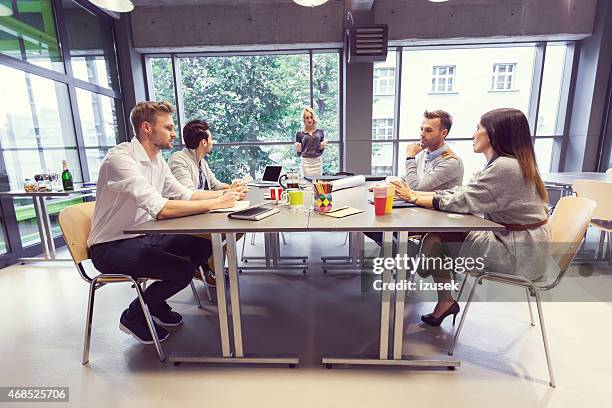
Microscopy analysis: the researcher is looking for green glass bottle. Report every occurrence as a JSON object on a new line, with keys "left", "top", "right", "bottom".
{"left": 61, "top": 160, "right": 74, "bottom": 191}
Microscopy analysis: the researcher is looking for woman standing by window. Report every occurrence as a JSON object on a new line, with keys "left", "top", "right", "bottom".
{"left": 295, "top": 107, "right": 328, "bottom": 177}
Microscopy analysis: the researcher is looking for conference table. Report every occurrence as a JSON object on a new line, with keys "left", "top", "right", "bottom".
{"left": 125, "top": 183, "right": 503, "bottom": 368}
{"left": 542, "top": 172, "right": 612, "bottom": 196}
{"left": 0, "top": 186, "right": 96, "bottom": 263}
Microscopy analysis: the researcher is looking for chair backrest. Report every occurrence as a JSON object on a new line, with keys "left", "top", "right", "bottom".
{"left": 58, "top": 202, "right": 95, "bottom": 266}
{"left": 549, "top": 196, "right": 596, "bottom": 272}
{"left": 571, "top": 179, "right": 612, "bottom": 220}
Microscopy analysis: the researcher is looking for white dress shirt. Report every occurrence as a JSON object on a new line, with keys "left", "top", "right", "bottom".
{"left": 88, "top": 137, "right": 194, "bottom": 247}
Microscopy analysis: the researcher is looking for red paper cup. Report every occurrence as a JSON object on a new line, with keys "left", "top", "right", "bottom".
{"left": 374, "top": 196, "right": 387, "bottom": 216}
{"left": 373, "top": 185, "right": 388, "bottom": 216}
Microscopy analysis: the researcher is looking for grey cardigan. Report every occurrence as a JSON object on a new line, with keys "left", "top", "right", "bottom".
{"left": 167, "top": 148, "right": 225, "bottom": 191}
{"left": 434, "top": 156, "right": 552, "bottom": 279}
{"left": 401, "top": 145, "right": 464, "bottom": 191}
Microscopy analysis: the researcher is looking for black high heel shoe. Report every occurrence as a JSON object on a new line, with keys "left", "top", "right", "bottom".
{"left": 420, "top": 302, "right": 460, "bottom": 326}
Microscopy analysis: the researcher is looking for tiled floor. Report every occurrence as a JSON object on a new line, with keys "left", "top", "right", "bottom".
{"left": 1, "top": 232, "right": 611, "bottom": 407}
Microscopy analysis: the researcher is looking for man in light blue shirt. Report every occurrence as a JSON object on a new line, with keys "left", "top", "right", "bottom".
{"left": 400, "top": 110, "right": 464, "bottom": 192}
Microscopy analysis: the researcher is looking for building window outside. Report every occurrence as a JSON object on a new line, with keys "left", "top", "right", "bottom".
{"left": 431, "top": 65, "right": 456, "bottom": 93}
{"left": 373, "top": 68, "right": 395, "bottom": 95}
{"left": 372, "top": 118, "right": 394, "bottom": 140}
{"left": 491, "top": 63, "right": 516, "bottom": 91}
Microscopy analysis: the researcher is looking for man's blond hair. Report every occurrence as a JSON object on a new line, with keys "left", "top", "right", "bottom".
{"left": 130, "top": 101, "right": 175, "bottom": 136}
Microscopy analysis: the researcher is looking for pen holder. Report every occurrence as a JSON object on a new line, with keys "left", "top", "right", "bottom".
{"left": 314, "top": 193, "right": 333, "bottom": 213}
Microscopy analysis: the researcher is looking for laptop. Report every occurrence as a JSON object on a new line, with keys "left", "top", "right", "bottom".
{"left": 249, "top": 165, "right": 282, "bottom": 187}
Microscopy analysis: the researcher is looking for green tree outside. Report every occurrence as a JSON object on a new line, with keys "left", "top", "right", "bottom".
{"left": 150, "top": 52, "right": 340, "bottom": 182}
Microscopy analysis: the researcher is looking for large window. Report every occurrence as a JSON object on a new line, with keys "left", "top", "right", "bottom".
{"left": 0, "top": 0, "right": 124, "bottom": 260}
{"left": 148, "top": 50, "right": 341, "bottom": 180}
{"left": 370, "top": 43, "right": 572, "bottom": 181}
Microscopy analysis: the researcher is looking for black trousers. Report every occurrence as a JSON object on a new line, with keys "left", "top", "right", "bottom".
{"left": 89, "top": 234, "right": 212, "bottom": 321}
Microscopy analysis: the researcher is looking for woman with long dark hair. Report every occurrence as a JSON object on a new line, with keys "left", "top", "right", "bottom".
{"left": 391, "top": 108, "right": 551, "bottom": 326}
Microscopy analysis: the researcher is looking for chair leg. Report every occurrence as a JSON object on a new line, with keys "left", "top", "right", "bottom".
{"left": 533, "top": 288, "right": 556, "bottom": 387}
{"left": 608, "top": 232, "right": 612, "bottom": 266}
{"left": 448, "top": 275, "right": 480, "bottom": 356}
{"left": 343, "top": 232, "right": 349, "bottom": 245}
{"left": 241, "top": 233, "right": 247, "bottom": 261}
{"left": 597, "top": 230, "right": 605, "bottom": 259}
{"left": 280, "top": 232, "right": 287, "bottom": 245}
{"left": 457, "top": 274, "right": 470, "bottom": 302}
{"left": 190, "top": 280, "right": 203, "bottom": 309}
{"left": 526, "top": 288, "right": 535, "bottom": 326}
{"left": 405, "top": 271, "right": 417, "bottom": 300}
{"left": 82, "top": 279, "right": 98, "bottom": 365}
{"left": 199, "top": 267, "right": 213, "bottom": 303}
{"left": 250, "top": 233, "right": 256, "bottom": 245}
{"left": 133, "top": 281, "right": 165, "bottom": 362}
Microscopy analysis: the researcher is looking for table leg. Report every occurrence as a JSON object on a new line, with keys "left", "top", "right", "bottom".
{"left": 38, "top": 196, "right": 57, "bottom": 259}
{"left": 393, "top": 231, "right": 408, "bottom": 359}
{"left": 241, "top": 231, "right": 308, "bottom": 270}
{"left": 226, "top": 233, "right": 244, "bottom": 357}
{"left": 169, "top": 232, "right": 299, "bottom": 366}
{"left": 378, "top": 231, "right": 393, "bottom": 359}
{"left": 212, "top": 233, "right": 231, "bottom": 357}
{"left": 322, "top": 230, "right": 460, "bottom": 368}
{"left": 31, "top": 196, "right": 51, "bottom": 260}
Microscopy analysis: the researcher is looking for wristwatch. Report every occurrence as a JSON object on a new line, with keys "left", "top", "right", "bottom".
{"left": 406, "top": 156, "right": 415, "bottom": 161}
{"left": 409, "top": 194, "right": 418, "bottom": 204}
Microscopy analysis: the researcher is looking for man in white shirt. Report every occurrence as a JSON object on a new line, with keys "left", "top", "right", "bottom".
{"left": 88, "top": 101, "right": 240, "bottom": 345}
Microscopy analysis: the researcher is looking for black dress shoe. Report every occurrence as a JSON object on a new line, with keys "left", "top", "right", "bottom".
{"left": 421, "top": 302, "right": 460, "bottom": 327}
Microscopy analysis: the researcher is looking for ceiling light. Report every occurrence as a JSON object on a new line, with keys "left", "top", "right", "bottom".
{"left": 0, "top": 3, "right": 13, "bottom": 16}
{"left": 293, "top": 0, "right": 330, "bottom": 7}
{"left": 428, "top": 0, "right": 450, "bottom": 2}
{"left": 88, "top": 0, "right": 134, "bottom": 13}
